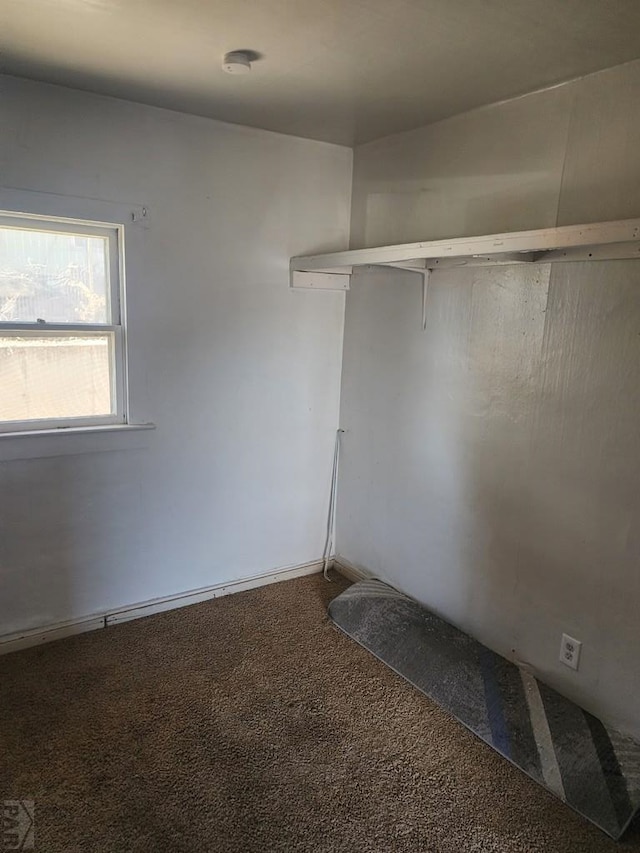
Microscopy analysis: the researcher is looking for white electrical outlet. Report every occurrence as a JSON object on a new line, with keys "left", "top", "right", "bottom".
{"left": 560, "top": 633, "right": 582, "bottom": 671}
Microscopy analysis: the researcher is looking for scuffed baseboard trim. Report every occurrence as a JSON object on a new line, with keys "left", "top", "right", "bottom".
{"left": 333, "top": 555, "right": 373, "bottom": 583}
{"left": 0, "top": 559, "right": 324, "bottom": 656}
{"left": 0, "top": 615, "right": 106, "bottom": 655}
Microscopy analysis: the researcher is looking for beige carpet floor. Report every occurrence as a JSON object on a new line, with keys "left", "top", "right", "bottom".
{"left": 1, "top": 572, "right": 639, "bottom": 853}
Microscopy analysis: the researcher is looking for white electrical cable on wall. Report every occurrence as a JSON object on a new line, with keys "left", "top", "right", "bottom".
{"left": 322, "top": 429, "right": 344, "bottom": 580}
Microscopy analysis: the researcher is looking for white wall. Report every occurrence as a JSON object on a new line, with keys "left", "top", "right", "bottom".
{"left": 339, "top": 60, "right": 640, "bottom": 735}
{"left": 0, "top": 76, "right": 352, "bottom": 635}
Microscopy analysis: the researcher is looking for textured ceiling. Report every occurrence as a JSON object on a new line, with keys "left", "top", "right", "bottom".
{"left": 3, "top": 0, "right": 640, "bottom": 145}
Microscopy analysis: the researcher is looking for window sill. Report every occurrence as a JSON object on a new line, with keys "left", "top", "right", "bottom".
{"left": 0, "top": 422, "right": 156, "bottom": 462}
{"left": 0, "top": 422, "right": 155, "bottom": 440}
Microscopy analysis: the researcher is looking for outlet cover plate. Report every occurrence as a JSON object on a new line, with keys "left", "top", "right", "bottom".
{"left": 560, "top": 633, "right": 582, "bottom": 670}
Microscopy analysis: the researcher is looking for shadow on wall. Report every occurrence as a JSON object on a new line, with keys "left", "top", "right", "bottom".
{"left": 0, "top": 455, "right": 76, "bottom": 637}
{"left": 0, "top": 447, "right": 148, "bottom": 640}
{"left": 337, "top": 259, "right": 640, "bottom": 737}
{"left": 457, "top": 260, "right": 640, "bottom": 730}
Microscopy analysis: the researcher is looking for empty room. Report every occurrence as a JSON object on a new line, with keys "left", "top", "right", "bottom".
{"left": 2, "top": 1, "right": 640, "bottom": 850}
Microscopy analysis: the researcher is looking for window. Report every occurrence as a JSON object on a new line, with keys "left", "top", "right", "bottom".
{"left": 0, "top": 213, "right": 127, "bottom": 432}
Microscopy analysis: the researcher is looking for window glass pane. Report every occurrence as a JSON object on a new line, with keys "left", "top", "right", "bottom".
{"left": 0, "top": 335, "right": 114, "bottom": 422}
{"left": 0, "top": 227, "right": 109, "bottom": 323}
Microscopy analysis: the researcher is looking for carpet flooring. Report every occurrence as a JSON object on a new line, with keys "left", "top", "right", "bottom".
{"left": 1, "top": 572, "right": 639, "bottom": 853}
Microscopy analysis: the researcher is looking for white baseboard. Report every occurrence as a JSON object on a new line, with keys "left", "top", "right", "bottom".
{"left": 0, "top": 616, "right": 107, "bottom": 655}
{"left": 0, "top": 558, "right": 323, "bottom": 656}
{"left": 105, "top": 559, "right": 322, "bottom": 626}
{"left": 333, "top": 555, "right": 372, "bottom": 583}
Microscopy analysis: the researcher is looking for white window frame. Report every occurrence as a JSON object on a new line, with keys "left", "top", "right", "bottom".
{"left": 0, "top": 211, "right": 128, "bottom": 433}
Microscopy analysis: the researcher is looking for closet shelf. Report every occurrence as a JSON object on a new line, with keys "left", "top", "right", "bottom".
{"left": 290, "top": 218, "right": 640, "bottom": 290}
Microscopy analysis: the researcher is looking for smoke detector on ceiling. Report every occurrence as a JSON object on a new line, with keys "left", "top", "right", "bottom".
{"left": 222, "top": 51, "right": 252, "bottom": 75}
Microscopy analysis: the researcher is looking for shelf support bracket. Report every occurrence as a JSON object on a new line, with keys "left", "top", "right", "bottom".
{"left": 370, "top": 264, "right": 431, "bottom": 330}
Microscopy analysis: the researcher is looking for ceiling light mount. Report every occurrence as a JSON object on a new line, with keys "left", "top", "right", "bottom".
{"left": 222, "top": 51, "right": 253, "bottom": 75}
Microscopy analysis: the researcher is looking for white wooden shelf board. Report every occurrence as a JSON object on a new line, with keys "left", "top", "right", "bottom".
{"left": 290, "top": 219, "right": 640, "bottom": 289}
